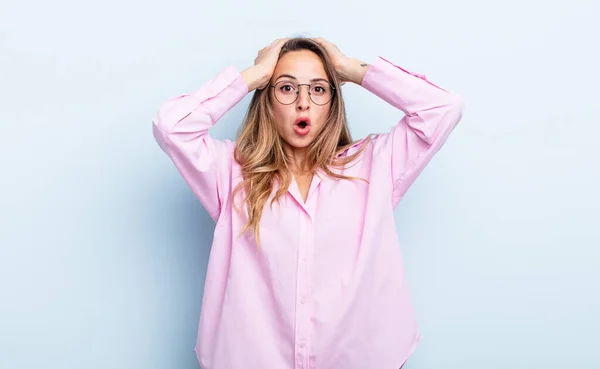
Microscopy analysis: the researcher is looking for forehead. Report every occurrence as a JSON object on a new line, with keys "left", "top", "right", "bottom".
{"left": 273, "top": 50, "right": 328, "bottom": 81}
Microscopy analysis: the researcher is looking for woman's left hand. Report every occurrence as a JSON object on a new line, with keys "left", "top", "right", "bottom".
{"left": 312, "top": 37, "right": 369, "bottom": 85}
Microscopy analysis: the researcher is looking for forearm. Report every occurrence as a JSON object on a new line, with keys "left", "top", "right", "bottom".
{"left": 340, "top": 57, "right": 370, "bottom": 85}
{"left": 241, "top": 65, "right": 270, "bottom": 92}
{"left": 153, "top": 66, "right": 247, "bottom": 139}
{"left": 361, "top": 56, "right": 460, "bottom": 117}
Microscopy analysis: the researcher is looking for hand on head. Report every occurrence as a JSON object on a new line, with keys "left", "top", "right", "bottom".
{"left": 243, "top": 37, "right": 359, "bottom": 91}
{"left": 310, "top": 38, "right": 353, "bottom": 85}
{"left": 250, "top": 38, "right": 290, "bottom": 90}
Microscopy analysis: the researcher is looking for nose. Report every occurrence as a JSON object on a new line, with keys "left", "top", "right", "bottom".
{"left": 296, "top": 85, "right": 311, "bottom": 111}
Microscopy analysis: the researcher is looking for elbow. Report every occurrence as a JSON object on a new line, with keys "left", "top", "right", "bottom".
{"left": 151, "top": 93, "right": 196, "bottom": 135}
{"left": 419, "top": 94, "right": 465, "bottom": 146}
{"left": 451, "top": 93, "right": 466, "bottom": 116}
{"left": 151, "top": 105, "right": 177, "bottom": 136}
{"left": 435, "top": 93, "right": 466, "bottom": 143}
{"left": 440, "top": 93, "right": 466, "bottom": 133}
{"left": 151, "top": 101, "right": 182, "bottom": 152}
{"left": 152, "top": 117, "right": 171, "bottom": 153}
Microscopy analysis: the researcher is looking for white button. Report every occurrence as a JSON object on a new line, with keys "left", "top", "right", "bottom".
{"left": 302, "top": 257, "right": 307, "bottom": 262}
{"left": 299, "top": 343, "right": 305, "bottom": 348}
{"left": 301, "top": 298, "right": 306, "bottom": 304}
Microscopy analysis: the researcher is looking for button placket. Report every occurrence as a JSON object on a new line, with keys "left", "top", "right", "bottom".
{"left": 295, "top": 206, "right": 314, "bottom": 369}
{"left": 294, "top": 180, "right": 320, "bottom": 369}
{"left": 294, "top": 210, "right": 312, "bottom": 369}
{"left": 305, "top": 212, "right": 315, "bottom": 369}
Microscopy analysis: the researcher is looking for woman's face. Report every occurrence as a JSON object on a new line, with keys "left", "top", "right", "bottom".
{"left": 269, "top": 50, "right": 333, "bottom": 151}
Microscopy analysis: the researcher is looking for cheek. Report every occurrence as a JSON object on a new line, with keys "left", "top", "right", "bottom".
{"left": 313, "top": 106, "right": 331, "bottom": 129}
{"left": 272, "top": 104, "right": 286, "bottom": 121}
{"left": 272, "top": 105, "right": 293, "bottom": 134}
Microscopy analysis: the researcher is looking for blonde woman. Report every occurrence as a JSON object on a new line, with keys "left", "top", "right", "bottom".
{"left": 152, "top": 37, "right": 464, "bottom": 369}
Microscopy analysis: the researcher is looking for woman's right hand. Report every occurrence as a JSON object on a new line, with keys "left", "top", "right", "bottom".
{"left": 242, "top": 38, "right": 289, "bottom": 91}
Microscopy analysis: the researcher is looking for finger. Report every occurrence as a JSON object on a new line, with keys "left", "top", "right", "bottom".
{"left": 275, "top": 39, "right": 288, "bottom": 52}
{"left": 267, "top": 39, "right": 280, "bottom": 48}
{"left": 269, "top": 38, "right": 286, "bottom": 50}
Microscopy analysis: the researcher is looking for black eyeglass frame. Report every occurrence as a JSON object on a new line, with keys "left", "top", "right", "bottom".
{"left": 269, "top": 81, "right": 337, "bottom": 106}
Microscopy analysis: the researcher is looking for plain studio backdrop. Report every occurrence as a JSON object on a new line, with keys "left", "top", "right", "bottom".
{"left": 1, "top": 0, "right": 599, "bottom": 368}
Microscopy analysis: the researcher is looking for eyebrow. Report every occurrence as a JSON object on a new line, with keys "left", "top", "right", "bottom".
{"left": 275, "top": 74, "right": 330, "bottom": 83}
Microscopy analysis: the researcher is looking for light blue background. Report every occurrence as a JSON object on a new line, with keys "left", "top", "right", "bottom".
{"left": 1, "top": 0, "right": 599, "bottom": 368}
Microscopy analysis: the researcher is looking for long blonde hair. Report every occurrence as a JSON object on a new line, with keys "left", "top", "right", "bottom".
{"left": 233, "top": 37, "right": 369, "bottom": 245}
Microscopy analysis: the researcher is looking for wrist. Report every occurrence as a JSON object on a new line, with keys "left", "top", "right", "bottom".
{"left": 341, "top": 58, "right": 370, "bottom": 85}
{"left": 241, "top": 65, "right": 270, "bottom": 91}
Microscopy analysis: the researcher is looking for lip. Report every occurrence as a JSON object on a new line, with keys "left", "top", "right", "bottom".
{"left": 293, "top": 117, "right": 311, "bottom": 136}
{"left": 294, "top": 117, "right": 311, "bottom": 126}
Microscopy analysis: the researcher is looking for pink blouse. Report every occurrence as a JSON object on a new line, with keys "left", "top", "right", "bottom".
{"left": 152, "top": 55, "right": 465, "bottom": 369}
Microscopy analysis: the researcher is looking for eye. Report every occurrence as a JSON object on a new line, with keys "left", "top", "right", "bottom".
{"left": 278, "top": 83, "right": 296, "bottom": 93}
{"left": 311, "top": 84, "right": 328, "bottom": 95}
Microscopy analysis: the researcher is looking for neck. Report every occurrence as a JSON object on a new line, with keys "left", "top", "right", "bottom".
{"left": 284, "top": 144, "right": 311, "bottom": 176}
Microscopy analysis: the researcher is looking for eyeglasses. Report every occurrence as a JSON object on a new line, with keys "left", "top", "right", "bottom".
{"left": 270, "top": 80, "right": 336, "bottom": 106}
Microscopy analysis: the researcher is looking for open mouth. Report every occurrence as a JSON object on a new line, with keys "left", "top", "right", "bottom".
{"left": 293, "top": 117, "right": 311, "bottom": 136}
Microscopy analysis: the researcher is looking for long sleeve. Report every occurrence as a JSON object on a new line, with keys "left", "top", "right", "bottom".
{"left": 361, "top": 56, "right": 465, "bottom": 207}
{"left": 152, "top": 66, "right": 248, "bottom": 221}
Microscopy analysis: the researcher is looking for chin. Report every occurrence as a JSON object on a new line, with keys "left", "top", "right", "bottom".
{"left": 283, "top": 135, "right": 315, "bottom": 149}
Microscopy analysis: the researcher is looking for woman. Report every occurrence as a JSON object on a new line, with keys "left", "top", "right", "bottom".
{"left": 152, "top": 37, "right": 464, "bottom": 369}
